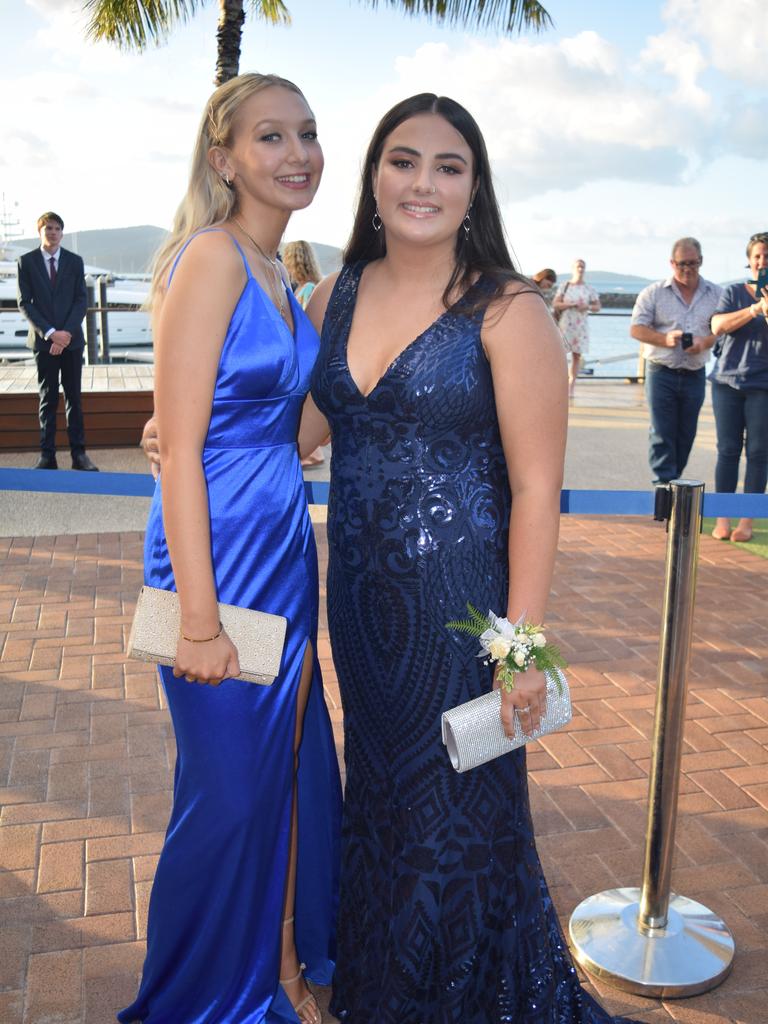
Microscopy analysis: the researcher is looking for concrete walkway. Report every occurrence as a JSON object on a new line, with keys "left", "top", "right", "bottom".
{"left": 0, "top": 380, "right": 723, "bottom": 537}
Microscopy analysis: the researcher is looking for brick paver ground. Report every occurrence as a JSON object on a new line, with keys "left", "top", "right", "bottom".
{"left": 1, "top": 518, "right": 766, "bottom": 1024}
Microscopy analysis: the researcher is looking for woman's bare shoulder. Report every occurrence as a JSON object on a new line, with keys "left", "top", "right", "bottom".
{"left": 485, "top": 280, "right": 547, "bottom": 324}
{"left": 161, "top": 230, "right": 245, "bottom": 320}
{"left": 183, "top": 228, "right": 243, "bottom": 262}
{"left": 482, "top": 280, "right": 560, "bottom": 356}
{"left": 306, "top": 271, "right": 341, "bottom": 331}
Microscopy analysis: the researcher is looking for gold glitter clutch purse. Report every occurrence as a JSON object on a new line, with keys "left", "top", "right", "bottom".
{"left": 441, "top": 668, "right": 571, "bottom": 772}
{"left": 127, "top": 586, "right": 287, "bottom": 685}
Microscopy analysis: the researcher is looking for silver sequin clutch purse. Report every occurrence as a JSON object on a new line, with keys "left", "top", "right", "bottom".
{"left": 441, "top": 668, "right": 571, "bottom": 772}
{"left": 127, "top": 586, "right": 287, "bottom": 685}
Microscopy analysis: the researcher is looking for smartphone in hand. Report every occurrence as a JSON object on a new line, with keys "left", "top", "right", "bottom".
{"left": 681, "top": 332, "right": 693, "bottom": 349}
{"left": 756, "top": 267, "right": 768, "bottom": 295}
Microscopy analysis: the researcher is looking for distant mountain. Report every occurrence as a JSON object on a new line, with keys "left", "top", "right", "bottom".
{"left": 17, "top": 225, "right": 167, "bottom": 275}
{"left": 299, "top": 242, "right": 342, "bottom": 276}
{"left": 17, "top": 226, "right": 343, "bottom": 277}
{"left": 555, "top": 270, "right": 653, "bottom": 285}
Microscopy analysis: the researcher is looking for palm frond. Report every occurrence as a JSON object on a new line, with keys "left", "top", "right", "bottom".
{"left": 250, "top": 0, "right": 291, "bottom": 25}
{"left": 357, "top": 0, "right": 552, "bottom": 34}
{"left": 84, "top": 0, "right": 204, "bottom": 50}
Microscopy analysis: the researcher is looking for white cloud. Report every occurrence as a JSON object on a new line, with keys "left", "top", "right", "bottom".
{"left": 662, "top": 0, "right": 768, "bottom": 86}
{"left": 0, "top": 130, "right": 55, "bottom": 169}
{"left": 138, "top": 97, "right": 199, "bottom": 115}
{"left": 288, "top": 24, "right": 760, "bottom": 249}
{"left": 25, "top": 0, "right": 153, "bottom": 75}
{"left": 7, "top": 2, "right": 764, "bottom": 280}
{"left": 640, "top": 30, "right": 710, "bottom": 111}
{"left": 2, "top": 71, "right": 99, "bottom": 102}
{"left": 721, "top": 98, "right": 768, "bottom": 160}
{"left": 146, "top": 150, "right": 191, "bottom": 164}
{"left": 25, "top": 0, "right": 80, "bottom": 14}
{"left": 518, "top": 210, "right": 759, "bottom": 248}
{"left": 368, "top": 34, "right": 715, "bottom": 198}
{"left": 559, "top": 30, "right": 620, "bottom": 76}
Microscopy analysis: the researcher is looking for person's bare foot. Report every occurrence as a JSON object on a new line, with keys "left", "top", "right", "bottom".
{"left": 711, "top": 517, "right": 731, "bottom": 540}
{"left": 731, "top": 517, "right": 753, "bottom": 542}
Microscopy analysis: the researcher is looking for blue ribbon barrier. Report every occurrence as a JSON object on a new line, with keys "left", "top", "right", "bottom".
{"left": 304, "top": 480, "right": 329, "bottom": 506}
{"left": 0, "top": 469, "right": 766, "bottom": 518}
{"left": 0, "top": 468, "right": 155, "bottom": 497}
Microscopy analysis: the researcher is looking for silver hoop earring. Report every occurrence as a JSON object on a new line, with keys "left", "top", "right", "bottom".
{"left": 462, "top": 211, "right": 471, "bottom": 239}
{"left": 372, "top": 206, "right": 383, "bottom": 232}
{"left": 223, "top": 174, "right": 231, "bottom": 187}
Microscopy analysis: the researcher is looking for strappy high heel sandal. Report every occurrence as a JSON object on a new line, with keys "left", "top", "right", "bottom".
{"left": 280, "top": 917, "right": 322, "bottom": 1024}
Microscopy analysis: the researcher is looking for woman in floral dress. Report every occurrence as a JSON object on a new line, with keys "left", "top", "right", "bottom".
{"left": 554, "top": 258, "right": 600, "bottom": 397}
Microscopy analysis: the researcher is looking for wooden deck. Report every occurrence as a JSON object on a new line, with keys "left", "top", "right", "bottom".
{"left": 0, "top": 366, "right": 154, "bottom": 451}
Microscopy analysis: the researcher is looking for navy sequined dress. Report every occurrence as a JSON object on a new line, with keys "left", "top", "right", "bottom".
{"left": 311, "top": 261, "right": 638, "bottom": 1024}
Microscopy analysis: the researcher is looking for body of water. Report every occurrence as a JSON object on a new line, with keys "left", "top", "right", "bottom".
{"left": 573, "top": 275, "right": 650, "bottom": 294}
{"left": 584, "top": 311, "right": 639, "bottom": 379}
{"left": 584, "top": 309, "right": 720, "bottom": 380}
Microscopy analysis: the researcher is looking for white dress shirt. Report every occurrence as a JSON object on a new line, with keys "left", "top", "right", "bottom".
{"left": 41, "top": 246, "right": 61, "bottom": 340}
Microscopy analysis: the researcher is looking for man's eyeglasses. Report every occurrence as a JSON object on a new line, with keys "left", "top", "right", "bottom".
{"left": 672, "top": 259, "right": 701, "bottom": 269}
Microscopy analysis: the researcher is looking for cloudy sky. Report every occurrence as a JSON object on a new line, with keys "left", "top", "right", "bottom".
{"left": 2, "top": 0, "right": 766, "bottom": 281}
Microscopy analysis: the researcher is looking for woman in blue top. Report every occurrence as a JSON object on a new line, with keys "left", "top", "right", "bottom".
{"left": 710, "top": 231, "right": 768, "bottom": 543}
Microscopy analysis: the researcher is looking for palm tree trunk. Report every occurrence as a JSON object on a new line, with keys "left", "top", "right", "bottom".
{"left": 215, "top": 0, "right": 246, "bottom": 85}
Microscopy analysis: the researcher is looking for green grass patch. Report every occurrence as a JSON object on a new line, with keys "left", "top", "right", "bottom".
{"left": 703, "top": 518, "right": 768, "bottom": 560}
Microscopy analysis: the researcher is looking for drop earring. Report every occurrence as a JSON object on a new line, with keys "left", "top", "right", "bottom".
{"left": 462, "top": 209, "right": 471, "bottom": 239}
{"left": 372, "top": 204, "right": 383, "bottom": 232}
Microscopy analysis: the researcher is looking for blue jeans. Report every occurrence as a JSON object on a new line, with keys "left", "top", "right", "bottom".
{"left": 711, "top": 380, "right": 768, "bottom": 494}
{"left": 645, "top": 363, "right": 706, "bottom": 483}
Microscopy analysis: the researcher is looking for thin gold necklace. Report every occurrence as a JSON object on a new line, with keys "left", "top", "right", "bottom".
{"left": 233, "top": 217, "right": 286, "bottom": 318}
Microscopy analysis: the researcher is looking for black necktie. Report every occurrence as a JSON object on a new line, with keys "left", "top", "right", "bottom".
{"left": 49, "top": 256, "right": 57, "bottom": 285}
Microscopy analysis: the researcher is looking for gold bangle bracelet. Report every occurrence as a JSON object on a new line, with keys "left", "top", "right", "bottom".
{"left": 181, "top": 621, "right": 223, "bottom": 643}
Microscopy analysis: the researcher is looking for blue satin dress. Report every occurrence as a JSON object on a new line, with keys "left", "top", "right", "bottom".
{"left": 119, "top": 231, "right": 341, "bottom": 1024}
{"left": 311, "top": 262, "right": 638, "bottom": 1024}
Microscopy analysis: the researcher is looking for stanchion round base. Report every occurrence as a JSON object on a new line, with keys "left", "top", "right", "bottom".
{"left": 569, "top": 888, "right": 734, "bottom": 999}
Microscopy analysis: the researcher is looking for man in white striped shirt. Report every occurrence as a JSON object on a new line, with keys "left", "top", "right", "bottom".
{"left": 630, "top": 238, "right": 722, "bottom": 484}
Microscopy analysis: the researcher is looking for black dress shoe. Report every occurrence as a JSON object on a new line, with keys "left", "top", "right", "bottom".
{"left": 71, "top": 453, "right": 99, "bottom": 471}
{"left": 33, "top": 454, "right": 58, "bottom": 469}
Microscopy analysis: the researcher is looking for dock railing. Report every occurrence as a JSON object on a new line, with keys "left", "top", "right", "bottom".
{"left": 1, "top": 304, "right": 646, "bottom": 378}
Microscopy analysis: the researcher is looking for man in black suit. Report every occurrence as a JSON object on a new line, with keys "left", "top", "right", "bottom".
{"left": 17, "top": 211, "right": 98, "bottom": 470}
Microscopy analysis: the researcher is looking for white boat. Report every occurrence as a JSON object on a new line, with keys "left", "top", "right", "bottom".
{"left": 0, "top": 239, "right": 151, "bottom": 357}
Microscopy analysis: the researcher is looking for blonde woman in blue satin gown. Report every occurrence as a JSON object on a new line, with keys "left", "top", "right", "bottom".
{"left": 119, "top": 74, "right": 341, "bottom": 1024}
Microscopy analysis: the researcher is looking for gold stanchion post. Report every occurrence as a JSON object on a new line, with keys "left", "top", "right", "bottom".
{"left": 568, "top": 481, "right": 735, "bottom": 998}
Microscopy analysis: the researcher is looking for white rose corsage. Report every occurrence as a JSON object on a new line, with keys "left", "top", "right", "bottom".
{"left": 447, "top": 604, "right": 566, "bottom": 692}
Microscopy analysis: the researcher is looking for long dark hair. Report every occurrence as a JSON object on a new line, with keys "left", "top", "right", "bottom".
{"left": 344, "top": 93, "right": 533, "bottom": 312}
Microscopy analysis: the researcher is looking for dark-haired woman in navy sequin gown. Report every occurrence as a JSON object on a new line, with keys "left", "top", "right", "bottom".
{"left": 301, "top": 94, "right": 640, "bottom": 1023}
